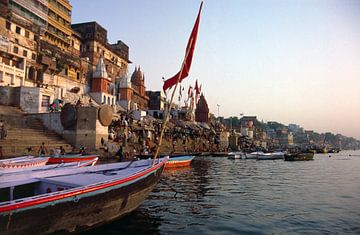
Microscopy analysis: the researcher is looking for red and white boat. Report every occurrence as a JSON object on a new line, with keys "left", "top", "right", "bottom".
{"left": 0, "top": 159, "right": 99, "bottom": 179}
{"left": 0, "top": 157, "right": 168, "bottom": 234}
{"left": 165, "top": 155, "right": 195, "bottom": 169}
{"left": 0, "top": 156, "right": 49, "bottom": 169}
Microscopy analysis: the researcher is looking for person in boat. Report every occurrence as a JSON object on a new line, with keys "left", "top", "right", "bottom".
{"left": 38, "top": 142, "right": 48, "bottom": 156}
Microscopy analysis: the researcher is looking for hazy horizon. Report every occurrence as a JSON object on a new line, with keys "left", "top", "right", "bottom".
{"left": 72, "top": 0, "right": 360, "bottom": 139}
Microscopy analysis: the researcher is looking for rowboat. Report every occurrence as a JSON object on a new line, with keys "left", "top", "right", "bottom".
{"left": 0, "top": 157, "right": 168, "bottom": 234}
{"left": 165, "top": 155, "right": 195, "bottom": 168}
{"left": 0, "top": 159, "right": 98, "bottom": 182}
{"left": 47, "top": 154, "right": 99, "bottom": 165}
{"left": 284, "top": 152, "right": 314, "bottom": 161}
{"left": 228, "top": 152, "right": 245, "bottom": 159}
{"left": 0, "top": 156, "right": 49, "bottom": 169}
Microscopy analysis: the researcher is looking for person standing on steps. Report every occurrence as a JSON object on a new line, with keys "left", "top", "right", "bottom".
{"left": 38, "top": 142, "right": 48, "bottom": 156}
{"left": 0, "top": 120, "right": 7, "bottom": 140}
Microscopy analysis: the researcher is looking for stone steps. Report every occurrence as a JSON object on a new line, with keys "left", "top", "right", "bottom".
{"left": 0, "top": 105, "right": 74, "bottom": 158}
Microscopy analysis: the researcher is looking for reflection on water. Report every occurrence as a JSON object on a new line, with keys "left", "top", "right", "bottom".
{"left": 83, "top": 150, "right": 360, "bottom": 234}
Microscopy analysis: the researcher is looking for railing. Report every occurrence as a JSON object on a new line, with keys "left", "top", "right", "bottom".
{"left": 0, "top": 63, "right": 25, "bottom": 77}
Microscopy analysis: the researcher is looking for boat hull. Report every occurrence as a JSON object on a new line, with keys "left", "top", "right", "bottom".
{"left": 165, "top": 156, "right": 195, "bottom": 168}
{"left": 0, "top": 162, "right": 165, "bottom": 234}
{"left": 0, "top": 156, "right": 48, "bottom": 169}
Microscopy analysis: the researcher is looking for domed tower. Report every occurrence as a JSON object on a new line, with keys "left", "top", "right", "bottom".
{"left": 195, "top": 94, "right": 209, "bottom": 123}
{"left": 131, "top": 66, "right": 146, "bottom": 97}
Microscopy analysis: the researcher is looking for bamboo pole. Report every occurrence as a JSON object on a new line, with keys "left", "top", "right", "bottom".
{"left": 152, "top": 38, "right": 194, "bottom": 165}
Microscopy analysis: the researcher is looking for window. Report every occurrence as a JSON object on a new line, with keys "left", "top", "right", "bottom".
{"left": 15, "top": 38, "right": 19, "bottom": 44}
{"left": 23, "top": 50, "right": 27, "bottom": 57}
{"left": 31, "top": 53, "right": 36, "bottom": 60}
{"left": 6, "top": 21, "right": 11, "bottom": 30}
{"left": 25, "top": 30, "right": 30, "bottom": 38}
{"left": 15, "top": 26, "right": 21, "bottom": 34}
{"left": 13, "top": 46, "right": 18, "bottom": 54}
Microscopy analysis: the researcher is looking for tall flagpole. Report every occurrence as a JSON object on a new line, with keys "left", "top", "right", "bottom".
{"left": 153, "top": 38, "right": 194, "bottom": 165}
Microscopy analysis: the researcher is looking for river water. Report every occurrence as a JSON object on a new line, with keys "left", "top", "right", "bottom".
{"left": 85, "top": 150, "right": 360, "bottom": 234}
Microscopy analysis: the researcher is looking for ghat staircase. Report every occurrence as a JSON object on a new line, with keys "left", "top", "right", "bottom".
{"left": 0, "top": 105, "right": 73, "bottom": 158}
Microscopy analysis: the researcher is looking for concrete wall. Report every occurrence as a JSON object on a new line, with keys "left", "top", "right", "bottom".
{"left": 19, "top": 86, "right": 55, "bottom": 113}
{"left": 28, "top": 112, "right": 64, "bottom": 135}
{"left": 0, "top": 86, "right": 20, "bottom": 106}
{"left": 75, "top": 106, "right": 108, "bottom": 149}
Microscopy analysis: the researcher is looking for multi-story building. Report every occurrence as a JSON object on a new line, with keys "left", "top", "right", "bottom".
{"left": 72, "top": 22, "right": 129, "bottom": 80}
{"left": 45, "top": 0, "right": 72, "bottom": 49}
{"left": 147, "top": 90, "right": 166, "bottom": 111}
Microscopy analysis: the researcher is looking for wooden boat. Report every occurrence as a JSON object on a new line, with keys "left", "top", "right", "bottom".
{"left": 135, "top": 152, "right": 201, "bottom": 160}
{"left": 0, "top": 159, "right": 98, "bottom": 182}
{"left": 47, "top": 154, "right": 99, "bottom": 165}
{"left": 0, "top": 156, "right": 49, "bottom": 169}
{"left": 258, "top": 152, "right": 284, "bottom": 160}
{"left": 284, "top": 152, "right": 314, "bottom": 161}
{"left": 228, "top": 152, "right": 245, "bottom": 159}
{"left": 0, "top": 157, "right": 168, "bottom": 234}
{"left": 165, "top": 155, "right": 195, "bottom": 168}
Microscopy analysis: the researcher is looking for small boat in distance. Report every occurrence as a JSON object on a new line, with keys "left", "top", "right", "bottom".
{"left": 284, "top": 152, "right": 314, "bottom": 161}
{"left": 165, "top": 155, "right": 195, "bottom": 168}
{"left": 0, "top": 156, "right": 49, "bottom": 169}
{"left": 0, "top": 157, "right": 168, "bottom": 234}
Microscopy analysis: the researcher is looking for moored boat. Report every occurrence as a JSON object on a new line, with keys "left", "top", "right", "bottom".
{"left": 228, "top": 152, "right": 245, "bottom": 159}
{"left": 165, "top": 155, "right": 195, "bottom": 168}
{"left": 0, "top": 156, "right": 49, "bottom": 169}
{"left": 284, "top": 152, "right": 314, "bottom": 161}
{"left": 47, "top": 154, "right": 99, "bottom": 165}
{"left": 0, "top": 157, "right": 168, "bottom": 234}
{"left": 0, "top": 159, "right": 99, "bottom": 180}
{"left": 257, "top": 152, "right": 285, "bottom": 160}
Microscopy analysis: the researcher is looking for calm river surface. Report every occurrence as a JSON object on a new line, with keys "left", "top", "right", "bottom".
{"left": 85, "top": 150, "right": 360, "bottom": 234}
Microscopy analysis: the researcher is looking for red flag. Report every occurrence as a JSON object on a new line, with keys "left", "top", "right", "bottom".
{"left": 163, "top": 2, "right": 203, "bottom": 91}
{"left": 195, "top": 80, "right": 200, "bottom": 95}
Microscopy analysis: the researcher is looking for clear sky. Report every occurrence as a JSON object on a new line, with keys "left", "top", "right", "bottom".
{"left": 71, "top": 0, "right": 360, "bottom": 139}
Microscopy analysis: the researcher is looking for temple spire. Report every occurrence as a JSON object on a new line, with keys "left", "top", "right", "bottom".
{"left": 93, "top": 57, "right": 110, "bottom": 80}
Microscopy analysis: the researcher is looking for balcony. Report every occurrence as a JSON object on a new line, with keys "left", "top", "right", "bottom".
{"left": 47, "top": 17, "right": 72, "bottom": 37}
{"left": 0, "top": 63, "right": 25, "bottom": 78}
{"left": 48, "top": 2, "right": 71, "bottom": 22}
{"left": 57, "top": 0, "right": 72, "bottom": 11}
